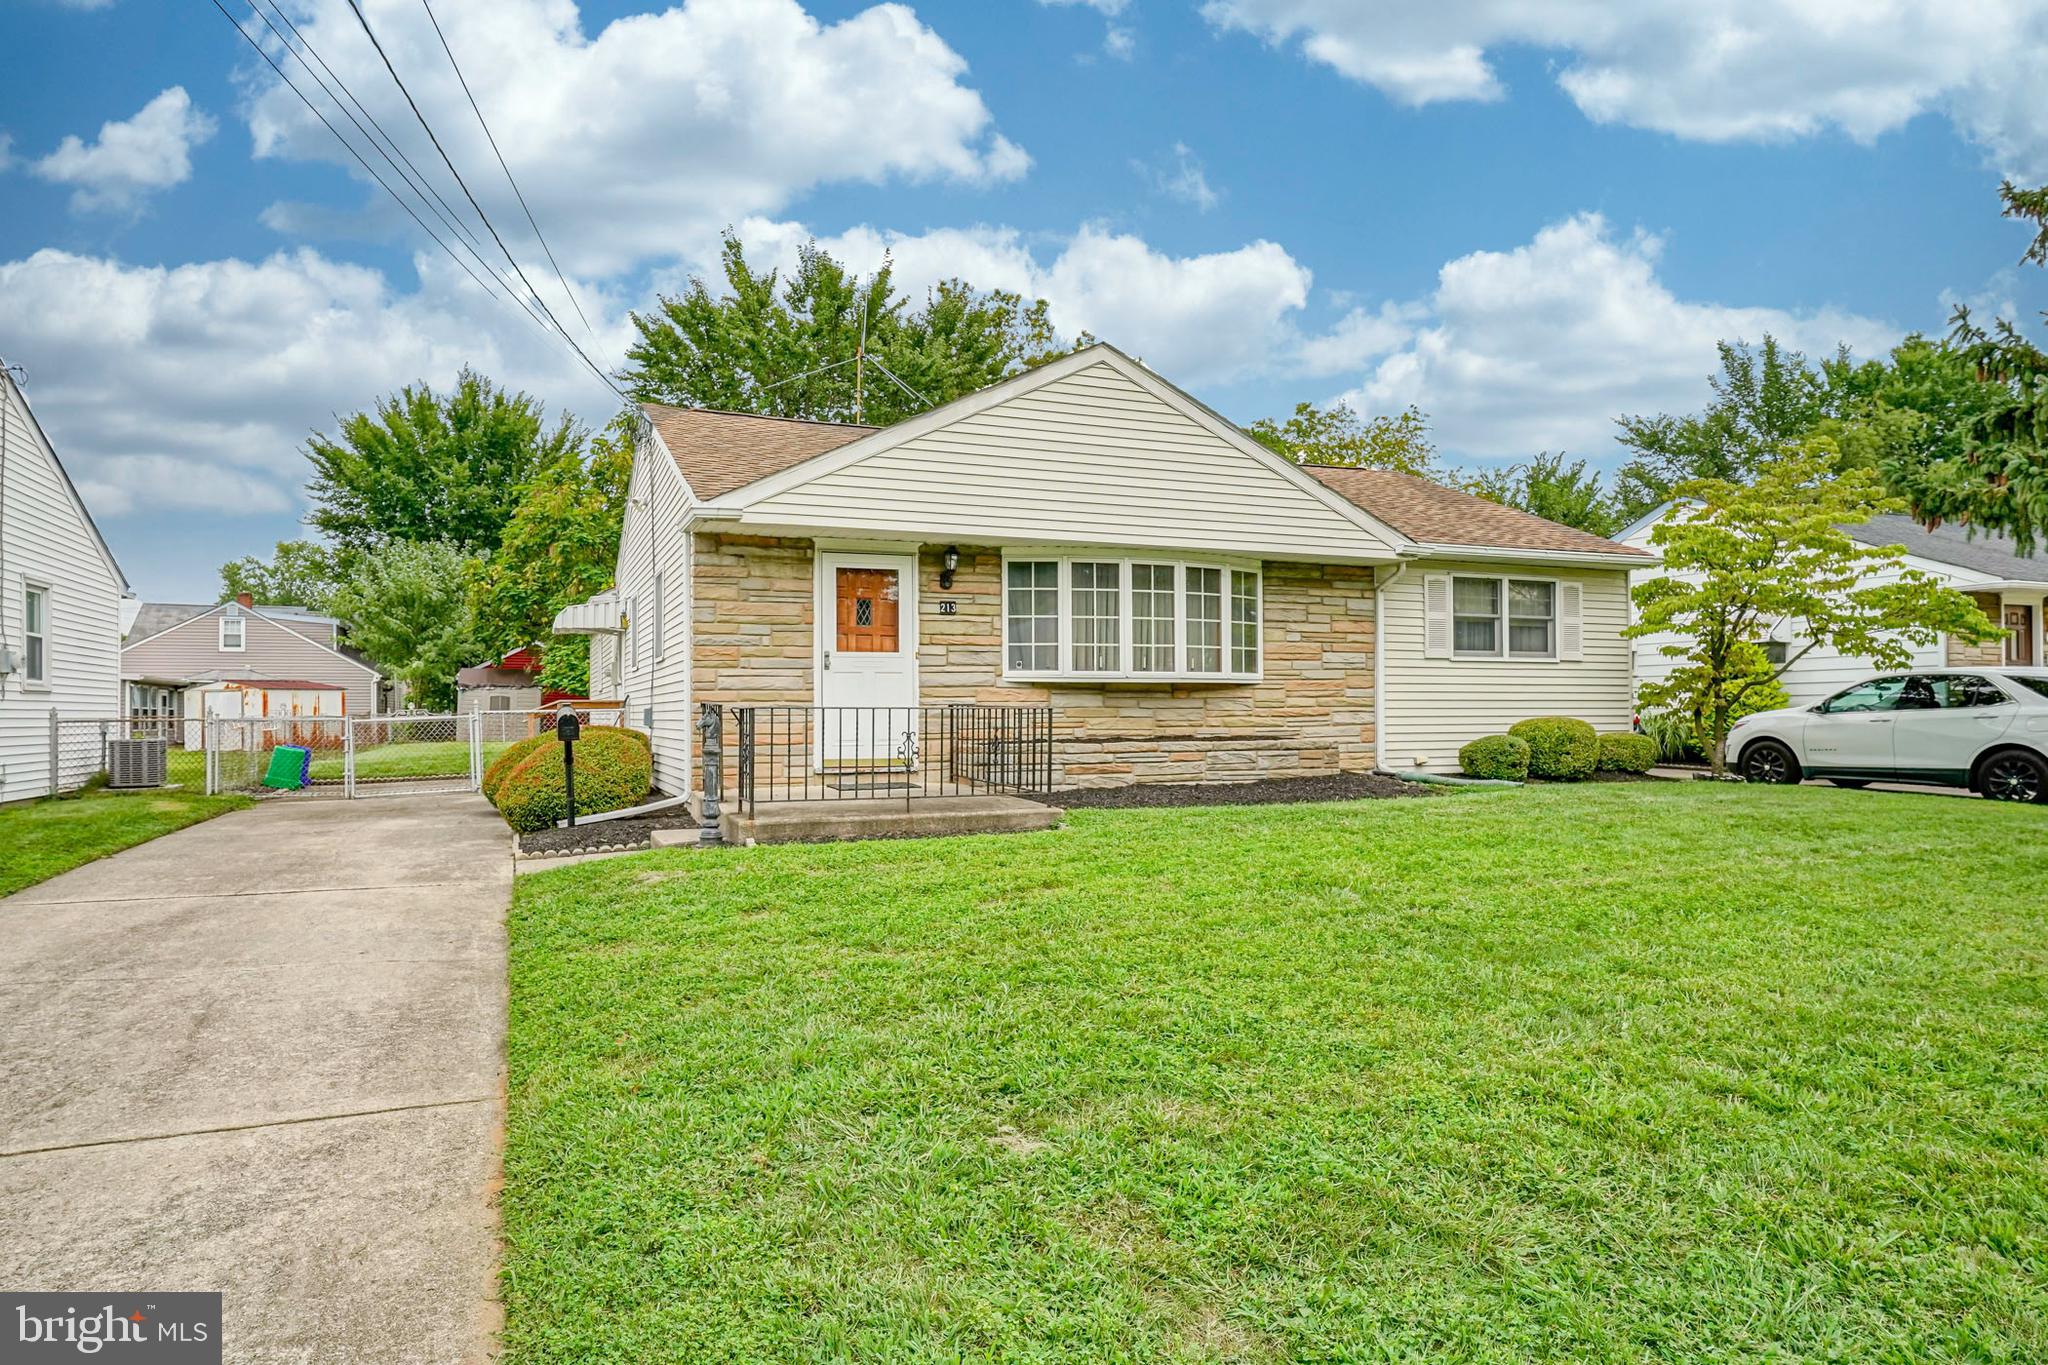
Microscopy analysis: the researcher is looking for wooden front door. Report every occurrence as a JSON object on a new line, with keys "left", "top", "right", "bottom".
{"left": 835, "top": 567, "right": 901, "bottom": 653}
{"left": 816, "top": 552, "right": 918, "bottom": 766}
{"left": 2007, "top": 604, "right": 2037, "bottom": 667}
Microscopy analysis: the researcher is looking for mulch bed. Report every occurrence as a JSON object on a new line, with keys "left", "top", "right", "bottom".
{"left": 1052, "top": 771, "right": 1442, "bottom": 809}
{"left": 517, "top": 812, "right": 701, "bottom": 857}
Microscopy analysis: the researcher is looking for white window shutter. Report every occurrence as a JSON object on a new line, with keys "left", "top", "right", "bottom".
{"left": 1559, "top": 581, "right": 1584, "bottom": 661}
{"left": 1423, "top": 574, "right": 1452, "bottom": 659}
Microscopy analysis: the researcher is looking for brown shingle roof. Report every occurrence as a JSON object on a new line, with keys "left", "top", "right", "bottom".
{"left": 643, "top": 404, "right": 879, "bottom": 501}
{"left": 1304, "top": 466, "right": 1650, "bottom": 557}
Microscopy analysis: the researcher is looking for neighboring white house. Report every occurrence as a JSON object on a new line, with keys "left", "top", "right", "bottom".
{"left": 556, "top": 344, "right": 1654, "bottom": 795}
{"left": 1620, "top": 503, "right": 2048, "bottom": 709}
{"left": 0, "top": 361, "right": 129, "bottom": 803}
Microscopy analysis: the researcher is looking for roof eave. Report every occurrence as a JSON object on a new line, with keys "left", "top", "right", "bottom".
{"left": 1404, "top": 542, "right": 1660, "bottom": 568}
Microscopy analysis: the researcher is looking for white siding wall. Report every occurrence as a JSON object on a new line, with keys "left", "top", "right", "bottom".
{"left": 611, "top": 431, "right": 695, "bottom": 796}
{"left": 735, "top": 360, "right": 1397, "bottom": 561}
{"left": 0, "top": 376, "right": 125, "bottom": 803}
{"left": 1379, "top": 560, "right": 1635, "bottom": 773}
{"left": 1622, "top": 519, "right": 1965, "bottom": 709}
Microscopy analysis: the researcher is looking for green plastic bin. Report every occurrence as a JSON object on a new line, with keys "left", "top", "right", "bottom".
{"left": 262, "top": 744, "right": 312, "bottom": 790}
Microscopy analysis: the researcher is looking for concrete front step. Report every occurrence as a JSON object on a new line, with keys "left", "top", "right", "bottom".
{"left": 717, "top": 795, "right": 1062, "bottom": 846}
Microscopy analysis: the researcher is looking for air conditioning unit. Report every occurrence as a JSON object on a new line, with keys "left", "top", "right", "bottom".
{"left": 108, "top": 738, "right": 169, "bottom": 789}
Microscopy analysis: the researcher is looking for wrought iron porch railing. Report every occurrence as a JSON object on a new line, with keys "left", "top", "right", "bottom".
{"left": 724, "top": 704, "right": 1053, "bottom": 814}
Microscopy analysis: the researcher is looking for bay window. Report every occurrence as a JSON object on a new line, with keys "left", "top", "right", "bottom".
{"left": 1003, "top": 555, "right": 1261, "bottom": 680}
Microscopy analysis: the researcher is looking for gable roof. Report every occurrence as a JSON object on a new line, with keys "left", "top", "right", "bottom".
{"left": 1846, "top": 514, "right": 2043, "bottom": 578}
{"left": 1304, "top": 467, "right": 1651, "bottom": 558}
{"left": 127, "top": 601, "right": 338, "bottom": 642}
{"left": 642, "top": 405, "right": 878, "bottom": 501}
{"left": 2, "top": 363, "right": 128, "bottom": 592}
{"left": 123, "top": 600, "right": 380, "bottom": 678}
{"left": 647, "top": 346, "right": 1415, "bottom": 556}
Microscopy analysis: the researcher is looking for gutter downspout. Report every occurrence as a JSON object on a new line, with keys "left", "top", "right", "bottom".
{"left": 0, "top": 362, "right": 14, "bottom": 705}
{"left": 1372, "top": 560, "right": 1411, "bottom": 773}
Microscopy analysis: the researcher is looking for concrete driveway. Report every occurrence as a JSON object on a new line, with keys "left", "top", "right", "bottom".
{"left": 0, "top": 794, "right": 510, "bottom": 1363}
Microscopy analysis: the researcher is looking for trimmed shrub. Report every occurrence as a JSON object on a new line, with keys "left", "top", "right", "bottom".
{"left": 1507, "top": 716, "right": 1599, "bottom": 781}
{"left": 482, "top": 734, "right": 551, "bottom": 802}
{"left": 1459, "top": 734, "right": 1530, "bottom": 781}
{"left": 1598, "top": 731, "right": 1657, "bottom": 774}
{"left": 492, "top": 726, "right": 652, "bottom": 832}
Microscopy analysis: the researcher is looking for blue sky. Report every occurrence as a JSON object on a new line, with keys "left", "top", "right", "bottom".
{"left": 3, "top": 0, "right": 2045, "bottom": 601}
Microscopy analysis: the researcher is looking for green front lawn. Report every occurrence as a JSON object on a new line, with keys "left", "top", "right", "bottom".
{"left": 0, "top": 788, "right": 253, "bottom": 898}
{"left": 504, "top": 784, "right": 2048, "bottom": 1362}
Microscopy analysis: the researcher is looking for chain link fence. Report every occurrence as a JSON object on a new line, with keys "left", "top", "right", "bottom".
{"left": 47, "top": 714, "right": 200, "bottom": 796}
{"left": 38, "top": 706, "right": 632, "bottom": 801}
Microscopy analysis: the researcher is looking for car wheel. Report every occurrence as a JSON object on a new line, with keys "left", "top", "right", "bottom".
{"left": 1979, "top": 749, "right": 2048, "bottom": 804}
{"left": 1740, "top": 739, "right": 1801, "bottom": 785}
{"left": 1828, "top": 779, "right": 1870, "bottom": 789}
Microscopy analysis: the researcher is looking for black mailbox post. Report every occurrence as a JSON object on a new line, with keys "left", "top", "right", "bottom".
{"left": 556, "top": 711, "right": 582, "bottom": 827}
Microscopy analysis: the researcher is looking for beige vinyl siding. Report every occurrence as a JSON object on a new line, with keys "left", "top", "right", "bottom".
{"left": 121, "top": 609, "right": 379, "bottom": 717}
{"left": 611, "top": 428, "right": 694, "bottom": 796}
{"left": 1379, "top": 560, "right": 1634, "bottom": 773}
{"left": 0, "top": 376, "right": 126, "bottom": 802}
{"left": 734, "top": 361, "right": 1395, "bottom": 561}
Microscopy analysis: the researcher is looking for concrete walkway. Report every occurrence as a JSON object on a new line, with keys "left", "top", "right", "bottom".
{"left": 0, "top": 794, "right": 510, "bottom": 1363}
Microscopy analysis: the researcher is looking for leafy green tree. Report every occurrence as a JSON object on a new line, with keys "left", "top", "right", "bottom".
{"left": 1614, "top": 337, "right": 1851, "bottom": 521}
{"left": 1246, "top": 401, "right": 1437, "bottom": 477}
{"left": 1628, "top": 443, "right": 2001, "bottom": 775}
{"left": 467, "top": 413, "right": 634, "bottom": 694}
{"left": 327, "top": 540, "right": 482, "bottom": 711}
{"left": 1462, "top": 453, "right": 1620, "bottom": 535}
{"left": 1881, "top": 180, "right": 2048, "bottom": 551}
{"left": 306, "top": 369, "right": 583, "bottom": 557}
{"left": 625, "top": 233, "right": 1082, "bottom": 424}
{"left": 218, "top": 539, "right": 348, "bottom": 611}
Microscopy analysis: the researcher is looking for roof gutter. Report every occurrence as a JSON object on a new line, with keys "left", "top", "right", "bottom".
{"left": 1401, "top": 542, "right": 1662, "bottom": 569}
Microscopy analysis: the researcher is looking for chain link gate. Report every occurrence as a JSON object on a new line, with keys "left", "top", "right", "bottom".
{"left": 205, "top": 712, "right": 484, "bottom": 799}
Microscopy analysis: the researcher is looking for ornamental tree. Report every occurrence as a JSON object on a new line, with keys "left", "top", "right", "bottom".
{"left": 1627, "top": 443, "right": 2002, "bottom": 775}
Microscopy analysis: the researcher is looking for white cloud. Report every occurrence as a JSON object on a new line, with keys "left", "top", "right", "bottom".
{"left": 1038, "top": 0, "right": 1135, "bottom": 60}
{"left": 1134, "top": 143, "right": 1219, "bottom": 211}
{"left": 31, "top": 87, "right": 216, "bottom": 212}
{"left": 712, "top": 218, "right": 1315, "bottom": 386}
{"left": 242, "top": 0, "right": 1026, "bottom": 277}
{"left": 1201, "top": 0, "right": 2048, "bottom": 175}
{"left": 0, "top": 247, "right": 624, "bottom": 517}
{"left": 1337, "top": 213, "right": 1896, "bottom": 457}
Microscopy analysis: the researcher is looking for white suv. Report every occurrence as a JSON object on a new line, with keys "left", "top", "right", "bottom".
{"left": 1729, "top": 668, "right": 2048, "bottom": 802}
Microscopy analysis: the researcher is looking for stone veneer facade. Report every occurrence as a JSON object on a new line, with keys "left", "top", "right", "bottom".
{"left": 689, "top": 533, "right": 1378, "bottom": 791}
{"left": 1947, "top": 592, "right": 2007, "bottom": 668}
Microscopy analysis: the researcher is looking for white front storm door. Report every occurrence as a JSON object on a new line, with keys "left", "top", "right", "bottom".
{"left": 816, "top": 551, "right": 919, "bottom": 770}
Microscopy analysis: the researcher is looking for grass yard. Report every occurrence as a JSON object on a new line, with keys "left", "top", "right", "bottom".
{"left": 305, "top": 738, "right": 515, "bottom": 780}
{"left": 0, "top": 788, "right": 253, "bottom": 898}
{"left": 503, "top": 784, "right": 2048, "bottom": 1362}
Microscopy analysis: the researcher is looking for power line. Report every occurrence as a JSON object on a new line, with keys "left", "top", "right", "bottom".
{"left": 418, "top": 0, "right": 597, "bottom": 344}
{"left": 340, "top": 0, "right": 621, "bottom": 398}
{"left": 246, "top": 0, "right": 492, "bottom": 269}
{"left": 205, "top": 0, "right": 556, "bottom": 351}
